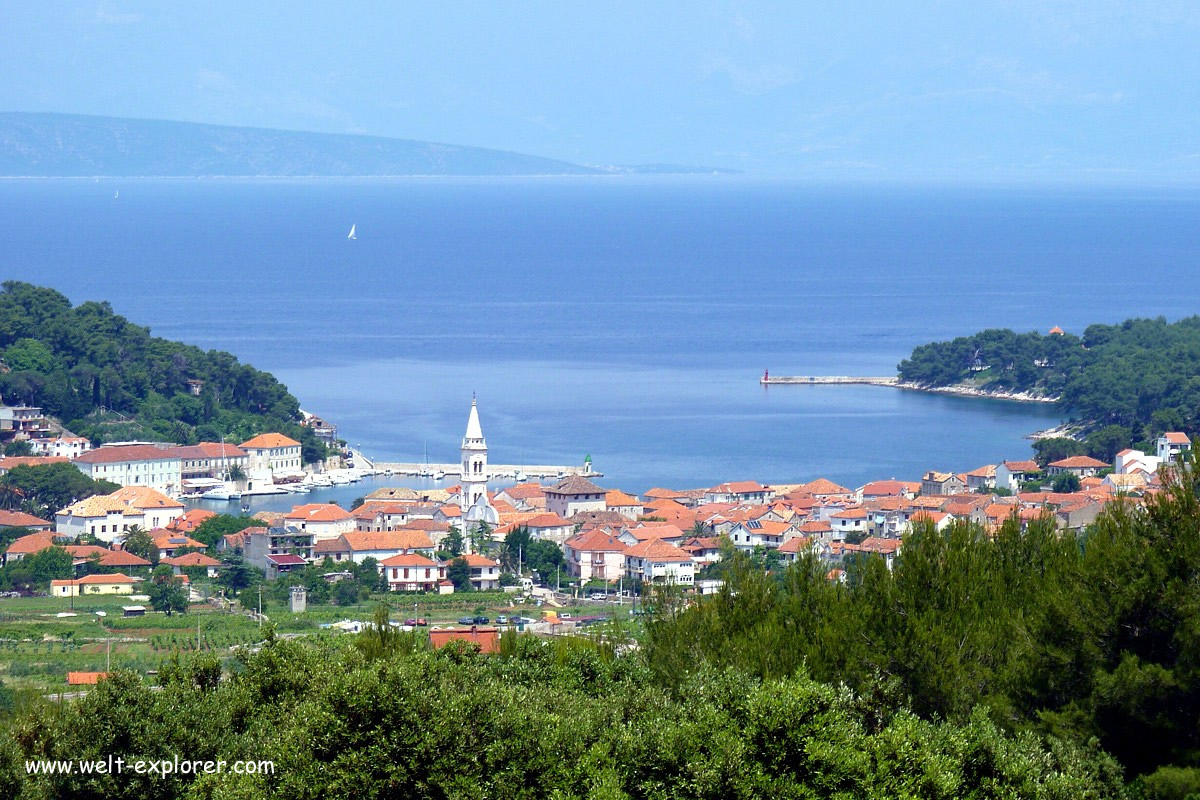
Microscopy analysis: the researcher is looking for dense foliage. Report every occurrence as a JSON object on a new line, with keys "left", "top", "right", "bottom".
{"left": 897, "top": 317, "right": 1200, "bottom": 447}
{"left": 0, "top": 627, "right": 1124, "bottom": 799}
{"left": 0, "top": 463, "right": 119, "bottom": 518}
{"left": 0, "top": 282, "right": 326, "bottom": 462}
{"left": 644, "top": 456, "right": 1200, "bottom": 790}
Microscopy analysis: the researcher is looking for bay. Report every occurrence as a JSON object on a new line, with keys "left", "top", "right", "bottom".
{"left": 4, "top": 176, "right": 1198, "bottom": 492}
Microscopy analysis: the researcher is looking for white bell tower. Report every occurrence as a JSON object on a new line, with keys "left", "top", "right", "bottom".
{"left": 461, "top": 394, "right": 488, "bottom": 508}
{"left": 460, "top": 395, "right": 498, "bottom": 536}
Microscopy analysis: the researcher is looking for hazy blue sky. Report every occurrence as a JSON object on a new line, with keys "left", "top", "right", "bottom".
{"left": 5, "top": 2, "right": 1200, "bottom": 180}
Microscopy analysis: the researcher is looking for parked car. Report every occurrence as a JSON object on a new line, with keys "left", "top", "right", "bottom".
{"left": 416, "top": 618, "right": 428, "bottom": 626}
{"left": 559, "top": 613, "right": 573, "bottom": 620}
{"left": 457, "top": 617, "right": 475, "bottom": 625}
{"left": 473, "top": 616, "right": 490, "bottom": 625}
{"left": 404, "top": 618, "right": 417, "bottom": 626}
{"left": 495, "top": 615, "right": 508, "bottom": 625}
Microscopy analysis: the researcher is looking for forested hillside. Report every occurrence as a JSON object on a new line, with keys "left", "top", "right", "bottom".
{"left": 897, "top": 317, "right": 1200, "bottom": 448}
{"left": 0, "top": 282, "right": 326, "bottom": 461}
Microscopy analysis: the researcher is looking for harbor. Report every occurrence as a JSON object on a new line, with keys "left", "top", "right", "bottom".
{"left": 367, "top": 462, "right": 602, "bottom": 480}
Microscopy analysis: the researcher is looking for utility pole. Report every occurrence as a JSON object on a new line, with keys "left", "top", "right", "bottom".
{"left": 106, "top": 638, "right": 111, "bottom": 672}
{"left": 196, "top": 615, "right": 201, "bottom": 651}
{"left": 257, "top": 585, "right": 262, "bottom": 627}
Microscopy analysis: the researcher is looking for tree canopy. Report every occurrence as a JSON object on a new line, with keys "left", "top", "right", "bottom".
{"left": 897, "top": 316, "right": 1200, "bottom": 448}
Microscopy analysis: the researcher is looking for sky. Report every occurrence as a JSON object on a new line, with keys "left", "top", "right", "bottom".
{"left": 4, "top": 1, "right": 1200, "bottom": 181}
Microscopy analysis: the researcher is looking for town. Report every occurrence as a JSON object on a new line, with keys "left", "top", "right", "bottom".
{"left": 3, "top": 396, "right": 1193, "bottom": 613}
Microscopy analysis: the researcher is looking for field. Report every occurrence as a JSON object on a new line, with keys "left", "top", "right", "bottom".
{"left": 0, "top": 589, "right": 632, "bottom": 695}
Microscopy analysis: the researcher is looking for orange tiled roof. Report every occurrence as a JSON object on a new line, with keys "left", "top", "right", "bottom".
{"left": 161, "top": 552, "right": 221, "bottom": 567}
{"left": 1049, "top": 456, "right": 1108, "bottom": 469}
{"left": 67, "top": 671, "right": 108, "bottom": 685}
{"left": 380, "top": 552, "right": 440, "bottom": 568}
{"left": 74, "top": 445, "right": 176, "bottom": 464}
{"left": 240, "top": 433, "right": 301, "bottom": 449}
{"left": 623, "top": 538, "right": 692, "bottom": 562}
{"left": 285, "top": 503, "right": 353, "bottom": 522}
{"left": 152, "top": 532, "right": 205, "bottom": 550}
{"left": 565, "top": 528, "right": 628, "bottom": 552}
{"left": 110, "top": 486, "right": 184, "bottom": 510}
{"left": 0, "top": 510, "right": 52, "bottom": 527}
{"left": 799, "top": 478, "right": 853, "bottom": 495}
{"left": 605, "top": 490, "right": 642, "bottom": 507}
{"left": 778, "top": 536, "right": 812, "bottom": 553}
{"left": 5, "top": 532, "right": 58, "bottom": 555}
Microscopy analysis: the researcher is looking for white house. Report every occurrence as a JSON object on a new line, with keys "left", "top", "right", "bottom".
{"left": 55, "top": 486, "right": 184, "bottom": 543}
{"left": 72, "top": 444, "right": 183, "bottom": 497}
{"left": 459, "top": 553, "right": 501, "bottom": 590}
{"left": 545, "top": 475, "right": 608, "bottom": 519}
{"left": 623, "top": 538, "right": 695, "bottom": 586}
{"left": 725, "top": 519, "right": 791, "bottom": 552}
{"left": 1157, "top": 432, "right": 1192, "bottom": 464}
{"left": 703, "top": 481, "right": 772, "bottom": 505}
{"left": 283, "top": 503, "right": 356, "bottom": 543}
{"left": 240, "top": 433, "right": 304, "bottom": 478}
{"left": 564, "top": 528, "right": 628, "bottom": 582}
{"left": 996, "top": 460, "right": 1041, "bottom": 492}
{"left": 32, "top": 436, "right": 92, "bottom": 459}
{"left": 380, "top": 553, "right": 445, "bottom": 592}
{"left": 313, "top": 530, "right": 435, "bottom": 565}
{"left": 829, "top": 506, "right": 869, "bottom": 542}
{"left": 1114, "top": 448, "right": 1161, "bottom": 476}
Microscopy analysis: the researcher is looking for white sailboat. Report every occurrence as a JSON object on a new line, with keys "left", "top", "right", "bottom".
{"left": 114, "top": 190, "right": 119, "bottom": 199}
{"left": 347, "top": 224, "right": 357, "bottom": 240}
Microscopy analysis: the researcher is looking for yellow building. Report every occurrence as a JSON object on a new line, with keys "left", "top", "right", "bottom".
{"left": 50, "top": 573, "right": 140, "bottom": 597}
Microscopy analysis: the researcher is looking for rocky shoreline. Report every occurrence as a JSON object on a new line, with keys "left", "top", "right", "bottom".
{"left": 893, "top": 381, "right": 1060, "bottom": 404}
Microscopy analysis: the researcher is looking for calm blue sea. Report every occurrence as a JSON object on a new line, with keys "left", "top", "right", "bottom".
{"left": 3, "top": 177, "right": 1200, "bottom": 493}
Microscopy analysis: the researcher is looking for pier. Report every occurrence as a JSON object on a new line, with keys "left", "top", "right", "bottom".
{"left": 760, "top": 375, "right": 899, "bottom": 386}
{"left": 367, "top": 462, "right": 602, "bottom": 480}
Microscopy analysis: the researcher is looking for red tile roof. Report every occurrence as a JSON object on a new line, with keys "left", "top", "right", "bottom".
{"left": 285, "top": 503, "right": 353, "bottom": 522}
{"left": 4, "top": 532, "right": 59, "bottom": 555}
{"left": 1163, "top": 432, "right": 1191, "bottom": 444}
{"left": 67, "top": 671, "right": 108, "bottom": 685}
{"left": 380, "top": 552, "right": 440, "bottom": 568}
{"left": 623, "top": 538, "right": 692, "bottom": 562}
{"left": 0, "top": 510, "right": 52, "bottom": 528}
{"left": 74, "top": 445, "right": 178, "bottom": 464}
{"left": 161, "top": 552, "right": 221, "bottom": 567}
{"left": 565, "top": 528, "right": 628, "bottom": 552}
{"left": 1049, "top": 456, "right": 1108, "bottom": 469}
{"left": 429, "top": 627, "right": 499, "bottom": 654}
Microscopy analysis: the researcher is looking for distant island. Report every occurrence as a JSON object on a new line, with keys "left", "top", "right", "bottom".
{"left": 897, "top": 317, "right": 1200, "bottom": 459}
{"left": 0, "top": 112, "right": 739, "bottom": 178}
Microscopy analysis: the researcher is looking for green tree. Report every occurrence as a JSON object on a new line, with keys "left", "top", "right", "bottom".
{"left": 1051, "top": 473, "right": 1081, "bottom": 493}
{"left": 122, "top": 527, "right": 158, "bottom": 564}
{"left": 440, "top": 525, "right": 464, "bottom": 558}
{"left": 0, "top": 462, "right": 118, "bottom": 516}
{"left": 147, "top": 565, "right": 187, "bottom": 616}
{"left": 1, "top": 441, "right": 32, "bottom": 457}
{"left": 447, "top": 557, "right": 471, "bottom": 592}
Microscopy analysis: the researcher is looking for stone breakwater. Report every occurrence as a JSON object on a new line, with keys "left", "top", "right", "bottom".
{"left": 760, "top": 375, "right": 1059, "bottom": 404}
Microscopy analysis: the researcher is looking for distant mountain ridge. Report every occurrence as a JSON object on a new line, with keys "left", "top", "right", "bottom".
{"left": 0, "top": 112, "right": 736, "bottom": 177}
